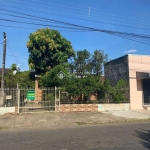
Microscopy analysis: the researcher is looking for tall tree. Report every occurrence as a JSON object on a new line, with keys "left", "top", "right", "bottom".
{"left": 70, "top": 49, "right": 91, "bottom": 78}
{"left": 27, "top": 28, "right": 75, "bottom": 74}
{"left": 91, "top": 50, "right": 108, "bottom": 76}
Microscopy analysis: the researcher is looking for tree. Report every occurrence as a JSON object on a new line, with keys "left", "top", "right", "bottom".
{"left": 27, "top": 28, "right": 75, "bottom": 74}
{"left": 69, "top": 49, "right": 108, "bottom": 78}
{"left": 40, "top": 64, "right": 69, "bottom": 87}
{"left": 64, "top": 75, "right": 106, "bottom": 103}
{"left": 4, "top": 64, "right": 34, "bottom": 88}
{"left": 91, "top": 50, "right": 108, "bottom": 76}
{"left": 69, "top": 49, "right": 91, "bottom": 78}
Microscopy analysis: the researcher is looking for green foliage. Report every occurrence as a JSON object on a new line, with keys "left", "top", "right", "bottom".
{"left": 110, "top": 79, "right": 128, "bottom": 103}
{"left": 91, "top": 50, "right": 108, "bottom": 75}
{"left": 17, "top": 71, "right": 35, "bottom": 88}
{"left": 11, "top": 64, "right": 17, "bottom": 71}
{"left": 40, "top": 64, "right": 69, "bottom": 87}
{"left": 40, "top": 49, "right": 109, "bottom": 103}
{"left": 10, "top": 64, "right": 20, "bottom": 72}
{"left": 64, "top": 75, "right": 106, "bottom": 103}
{"left": 74, "top": 49, "right": 91, "bottom": 77}
{"left": 27, "top": 28, "right": 75, "bottom": 74}
{"left": 4, "top": 68, "right": 34, "bottom": 88}
{"left": 69, "top": 49, "right": 108, "bottom": 77}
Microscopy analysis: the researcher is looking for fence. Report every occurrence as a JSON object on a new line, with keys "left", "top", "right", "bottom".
{"left": 19, "top": 88, "right": 60, "bottom": 113}
{"left": 0, "top": 87, "right": 60, "bottom": 113}
{"left": 0, "top": 88, "right": 19, "bottom": 107}
{"left": 59, "top": 89, "right": 129, "bottom": 104}
{"left": 0, "top": 87, "right": 129, "bottom": 113}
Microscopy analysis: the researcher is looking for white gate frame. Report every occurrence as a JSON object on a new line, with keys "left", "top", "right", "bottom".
{"left": 55, "top": 86, "right": 60, "bottom": 112}
{"left": 17, "top": 88, "right": 20, "bottom": 113}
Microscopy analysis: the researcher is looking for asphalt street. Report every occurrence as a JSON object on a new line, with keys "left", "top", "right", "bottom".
{"left": 0, "top": 122, "right": 150, "bottom": 150}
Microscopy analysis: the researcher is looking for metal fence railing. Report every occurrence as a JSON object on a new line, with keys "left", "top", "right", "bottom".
{"left": 19, "top": 88, "right": 57, "bottom": 113}
{"left": 0, "top": 87, "right": 129, "bottom": 113}
{"left": 0, "top": 88, "right": 18, "bottom": 107}
{"left": 59, "top": 90, "right": 129, "bottom": 104}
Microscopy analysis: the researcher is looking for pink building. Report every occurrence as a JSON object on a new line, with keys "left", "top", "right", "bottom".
{"left": 105, "top": 54, "right": 150, "bottom": 110}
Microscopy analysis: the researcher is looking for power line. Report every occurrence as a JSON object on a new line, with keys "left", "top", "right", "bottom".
{"left": 0, "top": 18, "right": 94, "bottom": 31}
{"left": 1, "top": 7, "right": 150, "bottom": 31}
{"left": 0, "top": 2, "right": 150, "bottom": 45}
{"left": 7, "top": 40, "right": 27, "bottom": 70}
{"left": 5, "top": 53, "right": 27, "bottom": 60}
{"left": 0, "top": 14, "right": 150, "bottom": 44}
{"left": 0, "top": 24, "right": 90, "bottom": 32}
{"left": 1, "top": 7, "right": 150, "bottom": 39}
{"left": 2, "top": 0, "right": 148, "bottom": 23}
{"left": 1, "top": 0, "right": 150, "bottom": 28}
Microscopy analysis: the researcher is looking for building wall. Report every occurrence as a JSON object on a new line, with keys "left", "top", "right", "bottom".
{"left": 104, "top": 55, "right": 129, "bottom": 86}
{"left": 104, "top": 55, "right": 129, "bottom": 102}
{"left": 128, "top": 55, "right": 150, "bottom": 109}
{"left": 104, "top": 54, "right": 150, "bottom": 110}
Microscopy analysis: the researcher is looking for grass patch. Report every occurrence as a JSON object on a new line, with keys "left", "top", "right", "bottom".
{"left": 76, "top": 122, "right": 88, "bottom": 125}
{"left": 76, "top": 119, "right": 150, "bottom": 126}
{"left": 0, "top": 126, "right": 8, "bottom": 130}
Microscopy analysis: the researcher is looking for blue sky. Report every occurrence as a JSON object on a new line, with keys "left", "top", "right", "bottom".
{"left": 0, "top": 0, "right": 150, "bottom": 71}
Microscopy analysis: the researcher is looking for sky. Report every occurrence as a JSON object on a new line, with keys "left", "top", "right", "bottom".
{"left": 0, "top": 0, "right": 150, "bottom": 71}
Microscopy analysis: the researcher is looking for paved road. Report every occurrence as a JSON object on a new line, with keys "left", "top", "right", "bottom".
{"left": 0, "top": 122, "right": 150, "bottom": 150}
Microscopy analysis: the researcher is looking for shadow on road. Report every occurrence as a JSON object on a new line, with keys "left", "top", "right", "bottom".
{"left": 134, "top": 129, "right": 150, "bottom": 149}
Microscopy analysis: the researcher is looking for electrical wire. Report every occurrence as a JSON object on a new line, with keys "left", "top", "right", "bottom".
{"left": 1, "top": 7, "right": 150, "bottom": 40}
{"left": 0, "top": 15, "right": 150, "bottom": 44}
{"left": 1, "top": 0, "right": 150, "bottom": 28}
{"left": 0, "top": 1, "right": 150, "bottom": 45}
{"left": 0, "top": 24, "right": 90, "bottom": 32}
{"left": 5, "top": 53, "right": 27, "bottom": 60}
{"left": 1, "top": 7, "right": 150, "bottom": 31}
{"left": 7, "top": 40, "right": 27, "bottom": 70}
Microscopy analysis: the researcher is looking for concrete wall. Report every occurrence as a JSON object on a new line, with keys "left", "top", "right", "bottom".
{"left": 0, "top": 107, "right": 16, "bottom": 115}
{"left": 98, "top": 104, "right": 130, "bottom": 112}
{"left": 128, "top": 55, "right": 150, "bottom": 109}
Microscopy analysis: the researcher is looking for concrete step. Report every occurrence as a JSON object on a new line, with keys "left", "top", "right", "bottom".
{"left": 143, "top": 106, "right": 150, "bottom": 110}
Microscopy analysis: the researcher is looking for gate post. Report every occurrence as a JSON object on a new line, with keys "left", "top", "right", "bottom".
{"left": 17, "top": 88, "right": 20, "bottom": 114}
{"left": 55, "top": 86, "right": 60, "bottom": 112}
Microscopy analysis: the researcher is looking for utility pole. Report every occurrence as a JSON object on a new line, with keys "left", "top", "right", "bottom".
{"left": 0, "top": 32, "right": 6, "bottom": 106}
{"left": 1, "top": 32, "right": 6, "bottom": 89}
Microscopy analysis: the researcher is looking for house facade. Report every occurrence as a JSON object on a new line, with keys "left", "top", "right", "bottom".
{"left": 105, "top": 54, "right": 150, "bottom": 110}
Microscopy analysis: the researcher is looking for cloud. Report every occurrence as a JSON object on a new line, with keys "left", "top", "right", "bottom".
{"left": 124, "top": 49, "right": 137, "bottom": 53}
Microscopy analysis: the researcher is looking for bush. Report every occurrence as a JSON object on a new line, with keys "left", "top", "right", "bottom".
{"left": 110, "top": 79, "right": 128, "bottom": 103}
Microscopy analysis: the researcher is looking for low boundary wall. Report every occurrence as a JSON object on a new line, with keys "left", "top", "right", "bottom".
{"left": 60, "top": 104, "right": 98, "bottom": 112}
{"left": 98, "top": 104, "right": 130, "bottom": 112}
{"left": 60, "top": 103, "right": 130, "bottom": 112}
{"left": 0, "top": 107, "right": 17, "bottom": 115}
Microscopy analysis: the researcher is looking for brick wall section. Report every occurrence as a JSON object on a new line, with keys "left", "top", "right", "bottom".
{"left": 60, "top": 104, "right": 98, "bottom": 112}
{"left": 15, "top": 106, "right": 18, "bottom": 113}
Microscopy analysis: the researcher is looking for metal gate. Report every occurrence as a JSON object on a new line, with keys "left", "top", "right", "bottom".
{"left": 18, "top": 87, "right": 60, "bottom": 113}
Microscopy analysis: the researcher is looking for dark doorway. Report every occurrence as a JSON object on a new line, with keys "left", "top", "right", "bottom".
{"left": 143, "top": 79, "right": 150, "bottom": 105}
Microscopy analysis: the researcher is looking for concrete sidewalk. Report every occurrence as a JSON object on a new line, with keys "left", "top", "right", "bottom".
{"left": 0, "top": 110, "right": 150, "bottom": 130}
{"left": 103, "top": 110, "right": 150, "bottom": 119}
